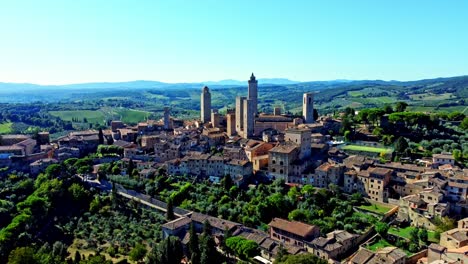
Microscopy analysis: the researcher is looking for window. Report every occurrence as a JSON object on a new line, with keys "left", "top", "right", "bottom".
{"left": 272, "top": 168, "right": 276, "bottom": 172}
{"left": 272, "top": 160, "right": 276, "bottom": 164}
{"left": 280, "top": 161, "right": 284, "bottom": 165}
{"left": 280, "top": 169, "right": 284, "bottom": 174}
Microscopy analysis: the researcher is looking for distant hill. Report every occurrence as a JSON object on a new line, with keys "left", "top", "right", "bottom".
{"left": 0, "top": 76, "right": 466, "bottom": 115}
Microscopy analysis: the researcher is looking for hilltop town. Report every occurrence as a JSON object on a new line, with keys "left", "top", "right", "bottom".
{"left": 0, "top": 74, "right": 467, "bottom": 264}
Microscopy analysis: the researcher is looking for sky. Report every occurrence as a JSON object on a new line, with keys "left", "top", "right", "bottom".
{"left": 0, "top": 0, "right": 467, "bottom": 84}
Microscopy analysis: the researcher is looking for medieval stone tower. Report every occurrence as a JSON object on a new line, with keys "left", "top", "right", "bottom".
{"left": 200, "top": 86, "right": 211, "bottom": 123}
{"left": 248, "top": 73, "right": 258, "bottom": 116}
{"left": 303, "top": 93, "right": 314, "bottom": 124}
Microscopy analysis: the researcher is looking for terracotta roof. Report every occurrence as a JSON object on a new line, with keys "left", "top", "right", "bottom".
{"left": 429, "top": 243, "right": 446, "bottom": 252}
{"left": 161, "top": 216, "right": 192, "bottom": 230}
{"left": 433, "top": 154, "right": 454, "bottom": 160}
{"left": 268, "top": 218, "right": 318, "bottom": 238}
{"left": 269, "top": 142, "right": 298, "bottom": 154}
{"left": 350, "top": 248, "right": 374, "bottom": 263}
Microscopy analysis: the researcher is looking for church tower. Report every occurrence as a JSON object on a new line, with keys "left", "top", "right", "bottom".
{"left": 248, "top": 73, "right": 258, "bottom": 116}
{"left": 201, "top": 86, "right": 211, "bottom": 123}
{"left": 303, "top": 93, "right": 314, "bottom": 124}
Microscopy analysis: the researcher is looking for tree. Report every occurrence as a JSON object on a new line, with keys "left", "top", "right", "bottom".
{"left": 394, "top": 137, "right": 409, "bottom": 153}
{"left": 166, "top": 198, "right": 175, "bottom": 220}
{"left": 188, "top": 223, "right": 199, "bottom": 264}
{"left": 129, "top": 243, "right": 147, "bottom": 262}
{"left": 225, "top": 236, "right": 259, "bottom": 260}
{"left": 461, "top": 117, "right": 468, "bottom": 130}
{"left": 344, "top": 130, "right": 351, "bottom": 142}
{"left": 410, "top": 227, "right": 420, "bottom": 244}
{"left": 127, "top": 159, "right": 135, "bottom": 176}
{"left": 8, "top": 247, "right": 36, "bottom": 264}
{"left": 375, "top": 222, "right": 389, "bottom": 237}
{"left": 418, "top": 228, "right": 428, "bottom": 243}
{"left": 45, "top": 164, "right": 62, "bottom": 178}
{"left": 221, "top": 174, "right": 233, "bottom": 192}
{"left": 383, "top": 104, "right": 393, "bottom": 114}
{"left": 453, "top": 149, "right": 462, "bottom": 162}
{"left": 200, "top": 232, "right": 221, "bottom": 264}
{"left": 447, "top": 111, "right": 465, "bottom": 121}
{"left": 395, "top": 102, "right": 408, "bottom": 112}
{"left": 147, "top": 236, "right": 183, "bottom": 264}
{"left": 98, "top": 128, "right": 104, "bottom": 145}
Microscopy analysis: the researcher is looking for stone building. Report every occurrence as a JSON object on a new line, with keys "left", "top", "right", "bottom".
{"left": 303, "top": 93, "right": 314, "bottom": 124}
{"left": 200, "top": 86, "right": 211, "bottom": 123}
{"left": 268, "top": 218, "right": 320, "bottom": 248}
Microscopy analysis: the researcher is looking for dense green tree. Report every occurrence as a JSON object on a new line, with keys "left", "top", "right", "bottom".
{"left": 166, "top": 198, "right": 175, "bottom": 220}
{"left": 98, "top": 128, "right": 104, "bottom": 145}
{"left": 461, "top": 117, "right": 468, "bottom": 130}
{"left": 447, "top": 111, "right": 465, "bottom": 121}
{"left": 375, "top": 222, "right": 389, "bottom": 237}
{"left": 394, "top": 137, "right": 409, "bottom": 153}
{"left": 129, "top": 243, "right": 147, "bottom": 262}
{"left": 188, "top": 223, "right": 199, "bottom": 264}
{"left": 225, "top": 236, "right": 259, "bottom": 260}
{"left": 418, "top": 228, "right": 428, "bottom": 243}
{"left": 45, "top": 164, "right": 62, "bottom": 178}
{"left": 147, "top": 236, "right": 183, "bottom": 264}
{"left": 395, "top": 102, "right": 408, "bottom": 112}
{"left": 221, "top": 174, "right": 234, "bottom": 192}
{"left": 7, "top": 247, "right": 37, "bottom": 264}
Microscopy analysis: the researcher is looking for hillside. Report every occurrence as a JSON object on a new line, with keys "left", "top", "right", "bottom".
{"left": 0, "top": 76, "right": 466, "bottom": 131}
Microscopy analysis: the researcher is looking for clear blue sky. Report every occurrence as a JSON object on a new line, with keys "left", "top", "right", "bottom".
{"left": 1, "top": 0, "right": 467, "bottom": 84}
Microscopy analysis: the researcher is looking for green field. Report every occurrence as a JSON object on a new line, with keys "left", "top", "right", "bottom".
{"left": 359, "top": 203, "right": 394, "bottom": 215}
{"left": 407, "top": 105, "right": 467, "bottom": 113}
{"left": 114, "top": 109, "right": 151, "bottom": 124}
{"left": 0, "top": 122, "right": 13, "bottom": 134}
{"left": 50, "top": 110, "right": 106, "bottom": 124}
{"left": 367, "top": 238, "right": 411, "bottom": 255}
{"left": 342, "top": 145, "right": 392, "bottom": 154}
{"left": 409, "top": 93, "right": 454, "bottom": 101}
{"left": 367, "top": 238, "right": 392, "bottom": 251}
{"left": 389, "top": 226, "right": 439, "bottom": 243}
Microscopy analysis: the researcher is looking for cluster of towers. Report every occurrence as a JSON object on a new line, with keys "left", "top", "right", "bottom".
{"left": 200, "top": 73, "right": 314, "bottom": 138}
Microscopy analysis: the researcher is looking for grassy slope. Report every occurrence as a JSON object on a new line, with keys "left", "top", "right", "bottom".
{"left": 0, "top": 122, "right": 13, "bottom": 134}
{"left": 49, "top": 110, "right": 106, "bottom": 123}
{"left": 342, "top": 145, "right": 392, "bottom": 153}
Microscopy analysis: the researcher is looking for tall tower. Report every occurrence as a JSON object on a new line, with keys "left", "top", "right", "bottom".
{"left": 243, "top": 99, "right": 255, "bottom": 138}
{"left": 201, "top": 86, "right": 211, "bottom": 123}
{"left": 163, "top": 107, "right": 171, "bottom": 129}
{"left": 248, "top": 73, "right": 258, "bottom": 116}
{"left": 235, "top": 96, "right": 246, "bottom": 135}
{"left": 303, "top": 93, "right": 314, "bottom": 124}
{"left": 226, "top": 109, "right": 236, "bottom": 136}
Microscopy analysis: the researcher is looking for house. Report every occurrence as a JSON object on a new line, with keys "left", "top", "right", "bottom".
{"left": 309, "top": 162, "right": 345, "bottom": 188}
{"left": 427, "top": 243, "right": 468, "bottom": 264}
{"left": 268, "top": 142, "right": 299, "bottom": 181}
{"left": 440, "top": 228, "right": 468, "bottom": 249}
{"left": 349, "top": 247, "right": 406, "bottom": 264}
{"left": 343, "top": 167, "right": 392, "bottom": 202}
{"left": 397, "top": 187, "right": 449, "bottom": 229}
{"left": 307, "top": 230, "right": 358, "bottom": 261}
{"left": 162, "top": 217, "right": 192, "bottom": 239}
{"left": 268, "top": 218, "right": 320, "bottom": 247}
{"left": 433, "top": 153, "right": 455, "bottom": 166}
